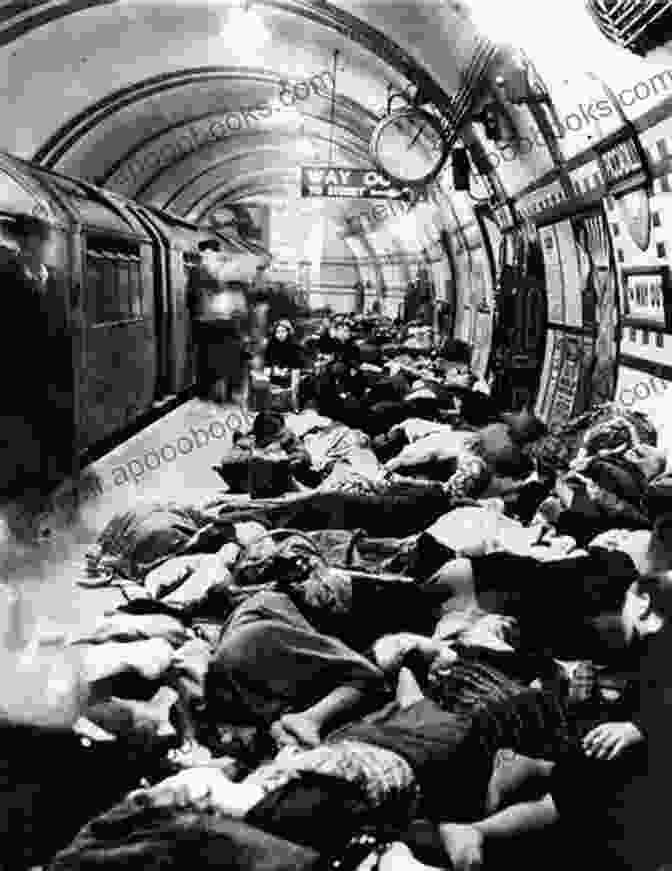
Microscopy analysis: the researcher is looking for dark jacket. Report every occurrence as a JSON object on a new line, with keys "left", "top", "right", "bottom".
{"left": 264, "top": 338, "right": 304, "bottom": 371}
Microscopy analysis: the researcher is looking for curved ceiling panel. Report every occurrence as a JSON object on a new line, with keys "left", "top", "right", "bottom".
{"left": 137, "top": 131, "right": 364, "bottom": 207}
{"left": 91, "top": 96, "right": 376, "bottom": 201}
{"left": 0, "top": 0, "right": 504, "bottom": 257}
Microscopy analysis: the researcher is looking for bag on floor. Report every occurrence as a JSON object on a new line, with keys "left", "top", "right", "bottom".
{"left": 85, "top": 503, "right": 219, "bottom": 582}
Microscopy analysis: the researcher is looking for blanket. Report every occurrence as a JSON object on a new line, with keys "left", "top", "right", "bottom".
{"left": 50, "top": 799, "right": 320, "bottom": 871}
{"left": 205, "top": 590, "right": 386, "bottom": 726}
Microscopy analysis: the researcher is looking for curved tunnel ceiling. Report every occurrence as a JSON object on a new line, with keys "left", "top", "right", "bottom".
{"left": 0, "top": 0, "right": 492, "bottom": 251}
{"left": 0, "top": 0, "right": 670, "bottom": 281}
{"left": 4, "top": 0, "right": 672, "bottom": 444}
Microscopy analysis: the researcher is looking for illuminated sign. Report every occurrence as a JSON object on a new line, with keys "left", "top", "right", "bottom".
{"left": 300, "top": 166, "right": 406, "bottom": 199}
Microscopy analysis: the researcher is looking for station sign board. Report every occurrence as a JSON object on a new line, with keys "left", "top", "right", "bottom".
{"left": 300, "top": 166, "right": 406, "bottom": 199}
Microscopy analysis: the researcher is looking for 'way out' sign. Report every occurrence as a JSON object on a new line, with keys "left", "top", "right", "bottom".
{"left": 300, "top": 166, "right": 405, "bottom": 199}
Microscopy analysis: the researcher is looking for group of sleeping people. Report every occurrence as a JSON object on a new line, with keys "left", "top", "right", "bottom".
{"left": 53, "top": 509, "right": 672, "bottom": 871}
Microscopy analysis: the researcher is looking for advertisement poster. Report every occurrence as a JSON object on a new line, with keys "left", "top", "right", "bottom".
{"left": 546, "top": 334, "right": 583, "bottom": 430}
{"left": 472, "top": 307, "right": 493, "bottom": 378}
{"left": 553, "top": 219, "right": 583, "bottom": 327}
{"left": 539, "top": 224, "right": 565, "bottom": 324}
{"left": 573, "top": 212, "right": 619, "bottom": 405}
{"left": 535, "top": 329, "right": 558, "bottom": 421}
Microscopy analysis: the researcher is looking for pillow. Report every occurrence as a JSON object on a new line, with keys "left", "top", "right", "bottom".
{"left": 426, "top": 506, "right": 530, "bottom": 557}
{"left": 486, "top": 751, "right": 554, "bottom": 814}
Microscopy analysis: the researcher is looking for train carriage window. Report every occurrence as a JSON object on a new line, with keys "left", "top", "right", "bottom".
{"left": 117, "top": 254, "right": 132, "bottom": 318}
{"left": 129, "top": 255, "right": 143, "bottom": 316}
{"left": 100, "top": 253, "right": 119, "bottom": 321}
{"left": 85, "top": 235, "right": 143, "bottom": 324}
{"left": 86, "top": 252, "right": 103, "bottom": 323}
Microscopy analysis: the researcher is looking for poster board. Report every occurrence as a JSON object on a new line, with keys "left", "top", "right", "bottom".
{"left": 539, "top": 219, "right": 583, "bottom": 327}
{"left": 539, "top": 224, "right": 565, "bottom": 324}
{"left": 537, "top": 328, "right": 593, "bottom": 429}
{"left": 472, "top": 308, "right": 493, "bottom": 378}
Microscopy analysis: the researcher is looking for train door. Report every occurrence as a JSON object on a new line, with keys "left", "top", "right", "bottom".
{"left": 491, "top": 228, "right": 548, "bottom": 409}
{"left": 78, "top": 232, "right": 159, "bottom": 450}
{"left": 134, "top": 208, "right": 199, "bottom": 395}
{"left": 128, "top": 204, "right": 173, "bottom": 401}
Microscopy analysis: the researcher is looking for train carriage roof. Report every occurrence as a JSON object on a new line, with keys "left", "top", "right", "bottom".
{"left": 0, "top": 152, "right": 69, "bottom": 229}
{"left": 30, "top": 169, "right": 152, "bottom": 242}
{"left": 0, "top": 151, "right": 152, "bottom": 242}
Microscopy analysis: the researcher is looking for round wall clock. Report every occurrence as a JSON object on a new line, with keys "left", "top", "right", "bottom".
{"left": 369, "top": 108, "right": 449, "bottom": 187}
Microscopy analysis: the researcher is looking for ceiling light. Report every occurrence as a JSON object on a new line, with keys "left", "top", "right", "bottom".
{"left": 221, "top": 1, "right": 271, "bottom": 57}
{"left": 265, "top": 101, "right": 303, "bottom": 129}
{"left": 466, "top": 0, "right": 614, "bottom": 76}
{"left": 393, "top": 212, "right": 419, "bottom": 241}
{"left": 297, "top": 137, "right": 317, "bottom": 159}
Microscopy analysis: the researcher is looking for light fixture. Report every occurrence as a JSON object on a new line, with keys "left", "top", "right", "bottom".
{"left": 220, "top": 0, "right": 271, "bottom": 57}
{"left": 452, "top": 146, "right": 471, "bottom": 190}
{"left": 266, "top": 100, "right": 302, "bottom": 125}
{"left": 466, "top": 0, "right": 613, "bottom": 77}
{"left": 393, "top": 212, "right": 420, "bottom": 243}
{"left": 296, "top": 136, "right": 318, "bottom": 159}
{"left": 480, "top": 105, "right": 502, "bottom": 140}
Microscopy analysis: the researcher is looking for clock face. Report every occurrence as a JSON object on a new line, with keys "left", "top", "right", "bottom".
{"left": 370, "top": 109, "right": 448, "bottom": 187}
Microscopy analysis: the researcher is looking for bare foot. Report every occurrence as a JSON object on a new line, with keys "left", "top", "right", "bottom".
{"left": 438, "top": 824, "right": 484, "bottom": 871}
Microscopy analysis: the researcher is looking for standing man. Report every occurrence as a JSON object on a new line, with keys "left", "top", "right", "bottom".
{"left": 188, "top": 241, "right": 253, "bottom": 407}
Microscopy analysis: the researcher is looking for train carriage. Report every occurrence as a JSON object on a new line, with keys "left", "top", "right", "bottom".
{"left": 0, "top": 151, "right": 271, "bottom": 499}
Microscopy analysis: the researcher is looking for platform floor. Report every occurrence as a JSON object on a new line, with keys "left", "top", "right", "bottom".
{"left": 9, "top": 399, "right": 247, "bottom": 639}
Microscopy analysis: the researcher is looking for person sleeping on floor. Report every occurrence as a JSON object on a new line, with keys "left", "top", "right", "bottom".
{"left": 52, "top": 613, "right": 584, "bottom": 870}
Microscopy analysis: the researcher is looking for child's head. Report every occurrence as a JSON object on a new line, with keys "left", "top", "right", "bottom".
{"left": 622, "top": 571, "right": 672, "bottom": 642}
{"left": 273, "top": 320, "right": 293, "bottom": 342}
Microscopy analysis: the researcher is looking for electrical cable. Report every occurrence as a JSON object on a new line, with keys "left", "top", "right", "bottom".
{"left": 328, "top": 49, "right": 339, "bottom": 167}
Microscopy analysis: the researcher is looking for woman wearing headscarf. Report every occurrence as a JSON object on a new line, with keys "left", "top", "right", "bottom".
{"left": 263, "top": 320, "right": 304, "bottom": 411}
{"left": 264, "top": 320, "right": 304, "bottom": 375}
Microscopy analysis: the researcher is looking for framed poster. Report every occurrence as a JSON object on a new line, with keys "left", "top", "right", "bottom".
{"left": 555, "top": 219, "right": 583, "bottom": 327}
{"left": 572, "top": 210, "right": 619, "bottom": 404}
{"left": 472, "top": 306, "right": 493, "bottom": 378}
{"left": 621, "top": 266, "right": 670, "bottom": 330}
{"left": 535, "top": 328, "right": 559, "bottom": 421}
{"left": 546, "top": 335, "right": 583, "bottom": 430}
{"left": 539, "top": 224, "right": 565, "bottom": 324}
